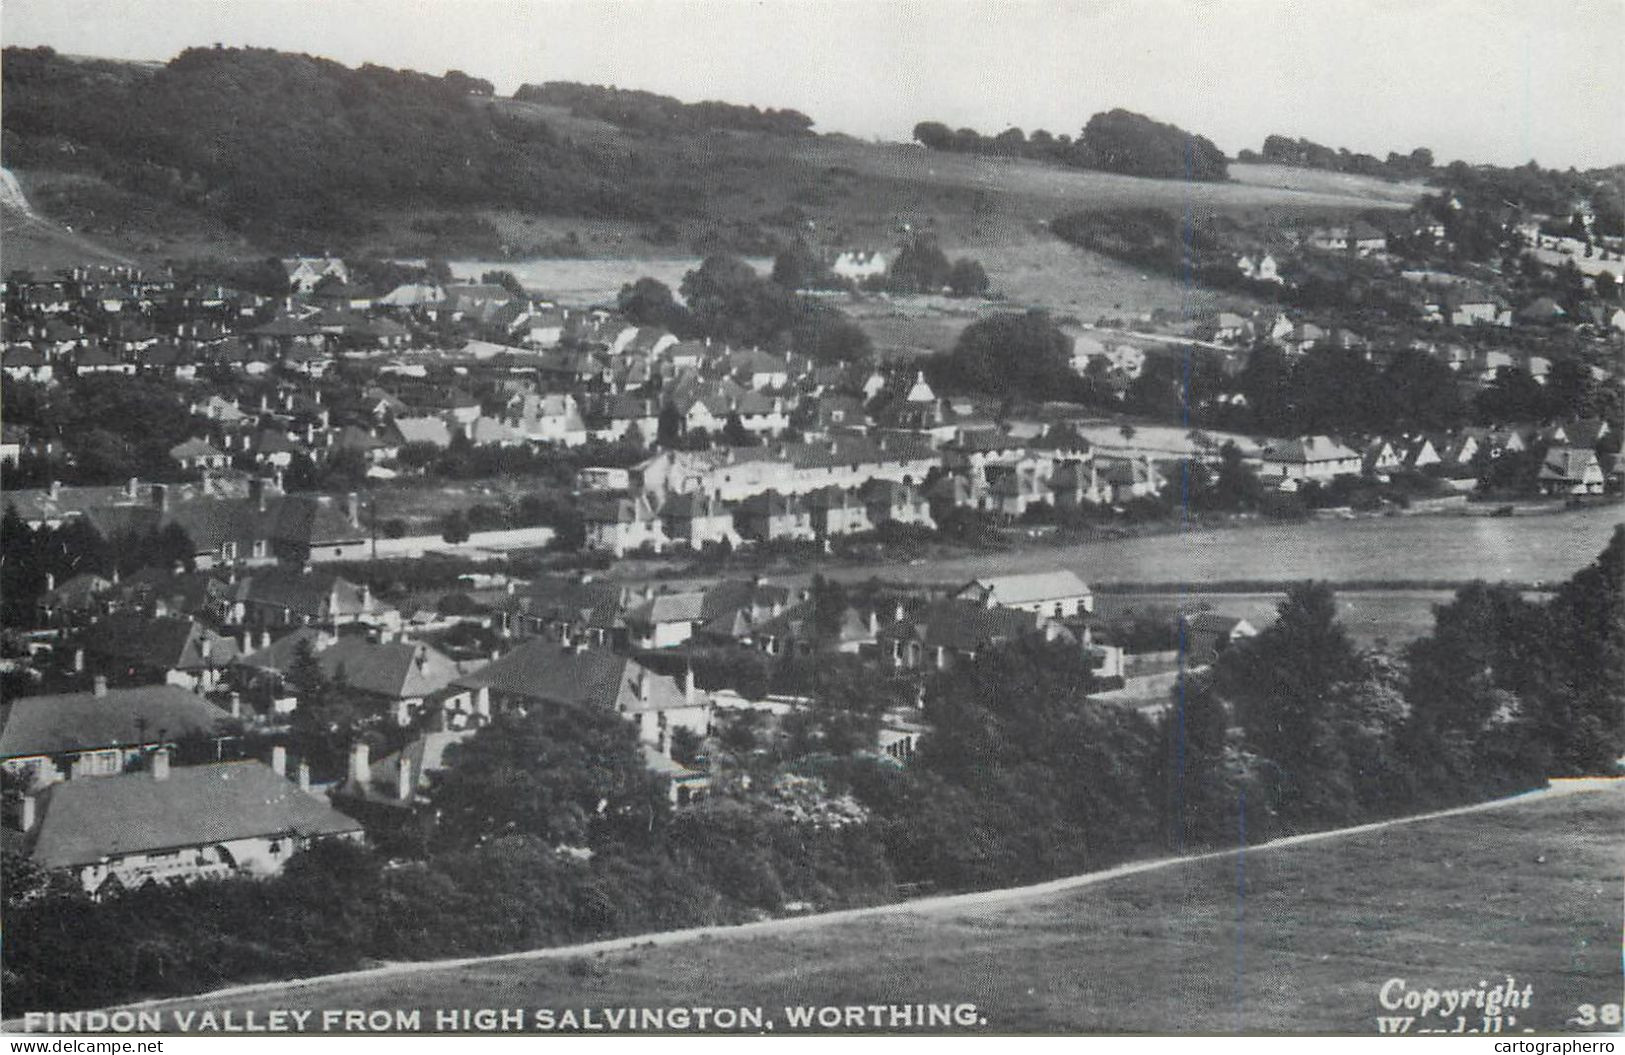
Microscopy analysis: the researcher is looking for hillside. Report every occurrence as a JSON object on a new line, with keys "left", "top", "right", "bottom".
{"left": 81, "top": 782, "right": 1624, "bottom": 1034}
{"left": 1, "top": 46, "right": 1421, "bottom": 275}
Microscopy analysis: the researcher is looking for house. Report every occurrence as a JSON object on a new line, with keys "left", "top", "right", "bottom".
{"left": 390, "top": 416, "right": 454, "bottom": 450}
{"left": 229, "top": 568, "right": 392, "bottom": 630}
{"left": 733, "top": 491, "right": 814, "bottom": 543}
{"left": 18, "top": 754, "right": 362, "bottom": 897}
{"left": 876, "top": 599, "right": 1071, "bottom": 671}
{"left": 2, "top": 345, "right": 54, "bottom": 383}
{"left": 35, "top": 571, "right": 116, "bottom": 624}
{"left": 741, "top": 599, "right": 877, "bottom": 657}
{"left": 1517, "top": 297, "right": 1567, "bottom": 325}
{"left": 1179, "top": 612, "right": 1259, "bottom": 664}
{"left": 445, "top": 640, "right": 711, "bottom": 755}
{"left": 80, "top": 613, "right": 241, "bottom": 692}
{"left": 659, "top": 491, "right": 740, "bottom": 550}
{"left": 0, "top": 678, "right": 230, "bottom": 789}
{"left": 831, "top": 250, "right": 888, "bottom": 282}
{"left": 805, "top": 486, "right": 873, "bottom": 539}
{"left": 581, "top": 494, "right": 666, "bottom": 557}
{"left": 306, "top": 637, "right": 469, "bottom": 725}
{"left": 507, "top": 393, "right": 588, "bottom": 446}
{"left": 858, "top": 478, "right": 935, "bottom": 529}
{"left": 331, "top": 730, "right": 474, "bottom": 821}
{"left": 953, "top": 570, "right": 1094, "bottom": 618}
{"left": 168, "top": 438, "right": 231, "bottom": 473}
{"left": 491, "top": 574, "right": 632, "bottom": 644}
{"left": 1349, "top": 220, "right": 1388, "bottom": 256}
{"left": 1095, "top": 455, "right": 1167, "bottom": 502}
{"left": 1259, "top": 436, "right": 1362, "bottom": 482}
{"left": 623, "top": 591, "right": 708, "bottom": 649}
{"left": 690, "top": 578, "right": 799, "bottom": 646}
{"left": 281, "top": 256, "right": 349, "bottom": 291}
{"left": 1537, "top": 446, "right": 1604, "bottom": 495}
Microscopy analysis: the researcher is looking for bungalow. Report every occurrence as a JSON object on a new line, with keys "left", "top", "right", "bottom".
{"left": 1179, "top": 612, "right": 1259, "bottom": 664}
{"left": 390, "top": 415, "right": 454, "bottom": 451}
{"left": 305, "top": 636, "right": 467, "bottom": 726}
{"left": 80, "top": 613, "right": 241, "bottom": 692}
{"left": 19, "top": 754, "right": 362, "bottom": 897}
{"left": 1537, "top": 446, "right": 1604, "bottom": 495}
{"left": 876, "top": 599, "right": 1071, "bottom": 672}
{"left": 1259, "top": 436, "right": 1362, "bottom": 482}
{"left": 281, "top": 256, "right": 349, "bottom": 291}
{"left": 169, "top": 438, "right": 231, "bottom": 473}
{"left": 831, "top": 250, "right": 888, "bottom": 282}
{"left": 229, "top": 568, "right": 392, "bottom": 630}
{"left": 2, "top": 345, "right": 54, "bottom": 383}
{"left": 953, "top": 570, "right": 1094, "bottom": 618}
{"left": 0, "top": 678, "right": 230, "bottom": 789}
{"left": 445, "top": 640, "right": 711, "bottom": 756}
{"left": 331, "top": 730, "right": 474, "bottom": 821}
{"left": 1349, "top": 220, "right": 1388, "bottom": 256}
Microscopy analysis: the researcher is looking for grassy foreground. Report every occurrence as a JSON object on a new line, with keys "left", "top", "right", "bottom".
{"left": 92, "top": 783, "right": 1623, "bottom": 1035}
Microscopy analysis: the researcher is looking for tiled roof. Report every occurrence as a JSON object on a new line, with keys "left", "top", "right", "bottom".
{"left": 0, "top": 686, "right": 228, "bottom": 760}
{"left": 29, "top": 761, "right": 361, "bottom": 869}
{"left": 453, "top": 640, "right": 687, "bottom": 714}
{"left": 955, "top": 571, "right": 1091, "bottom": 608}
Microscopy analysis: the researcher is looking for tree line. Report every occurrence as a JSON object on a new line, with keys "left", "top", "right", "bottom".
{"left": 516, "top": 82, "right": 815, "bottom": 137}
{"left": 913, "top": 109, "right": 1229, "bottom": 182}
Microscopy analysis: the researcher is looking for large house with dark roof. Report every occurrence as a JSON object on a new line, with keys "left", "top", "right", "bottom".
{"left": 445, "top": 640, "right": 710, "bottom": 753}
{"left": 875, "top": 599, "right": 1073, "bottom": 672}
{"left": 0, "top": 678, "right": 231, "bottom": 788}
{"left": 17, "top": 753, "right": 362, "bottom": 896}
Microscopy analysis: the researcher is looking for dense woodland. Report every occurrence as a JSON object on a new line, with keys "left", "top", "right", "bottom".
{"left": 0, "top": 46, "right": 705, "bottom": 245}
{"left": 514, "top": 82, "right": 815, "bottom": 137}
{"left": 5, "top": 530, "right": 1619, "bottom": 1013}
{"left": 913, "top": 109, "right": 1229, "bottom": 182}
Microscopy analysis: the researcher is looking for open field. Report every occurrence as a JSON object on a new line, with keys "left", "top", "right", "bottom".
{"left": 812, "top": 503, "right": 1625, "bottom": 593}
{"left": 81, "top": 782, "right": 1624, "bottom": 1034}
{"left": 1094, "top": 589, "right": 1467, "bottom": 648}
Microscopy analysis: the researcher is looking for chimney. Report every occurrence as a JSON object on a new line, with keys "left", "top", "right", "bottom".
{"left": 126, "top": 476, "right": 139, "bottom": 499}
{"left": 19, "top": 795, "right": 36, "bottom": 833}
{"left": 151, "top": 483, "right": 170, "bottom": 512}
{"left": 638, "top": 670, "right": 650, "bottom": 703}
{"left": 48, "top": 480, "right": 61, "bottom": 500}
{"left": 44, "top": 572, "right": 55, "bottom": 593}
{"left": 250, "top": 477, "right": 268, "bottom": 512}
{"left": 297, "top": 761, "right": 311, "bottom": 792}
{"left": 684, "top": 664, "right": 697, "bottom": 705}
{"left": 868, "top": 609, "right": 880, "bottom": 635}
{"left": 92, "top": 674, "right": 108, "bottom": 698}
{"left": 349, "top": 742, "right": 371, "bottom": 787}
{"left": 73, "top": 648, "right": 85, "bottom": 673}
{"left": 346, "top": 492, "right": 360, "bottom": 528}
{"left": 396, "top": 755, "right": 413, "bottom": 801}
{"left": 151, "top": 749, "right": 170, "bottom": 781}
{"left": 271, "top": 744, "right": 287, "bottom": 777}
{"left": 229, "top": 691, "right": 243, "bottom": 718}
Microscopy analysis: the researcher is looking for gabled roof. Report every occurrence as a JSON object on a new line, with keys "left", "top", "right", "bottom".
{"left": 84, "top": 614, "right": 240, "bottom": 672}
{"left": 1261, "top": 436, "right": 1360, "bottom": 464}
{"left": 0, "top": 685, "right": 228, "bottom": 760}
{"left": 339, "top": 730, "right": 475, "bottom": 807}
{"left": 29, "top": 761, "right": 361, "bottom": 869}
{"left": 453, "top": 640, "right": 687, "bottom": 714}
{"left": 955, "top": 571, "right": 1091, "bottom": 608}
{"left": 625, "top": 591, "right": 708, "bottom": 627}
{"left": 316, "top": 638, "right": 464, "bottom": 700}
{"left": 877, "top": 599, "right": 1058, "bottom": 652}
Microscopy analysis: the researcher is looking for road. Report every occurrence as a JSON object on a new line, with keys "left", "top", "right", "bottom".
{"left": 42, "top": 776, "right": 1618, "bottom": 1025}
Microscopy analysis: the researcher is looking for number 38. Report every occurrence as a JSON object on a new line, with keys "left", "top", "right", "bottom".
{"left": 1570, "top": 1003, "right": 1622, "bottom": 1028}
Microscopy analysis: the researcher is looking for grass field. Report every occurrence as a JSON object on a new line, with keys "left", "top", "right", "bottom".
{"left": 100, "top": 783, "right": 1624, "bottom": 1035}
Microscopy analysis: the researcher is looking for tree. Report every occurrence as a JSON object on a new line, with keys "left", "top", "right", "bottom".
{"left": 931, "top": 310, "right": 1075, "bottom": 400}
{"left": 947, "top": 258, "right": 990, "bottom": 298}
{"left": 721, "top": 413, "right": 751, "bottom": 446}
{"left": 441, "top": 510, "right": 471, "bottom": 545}
{"left": 431, "top": 707, "right": 670, "bottom": 848}
{"left": 1208, "top": 441, "right": 1264, "bottom": 512}
{"left": 617, "top": 277, "right": 687, "bottom": 330}
{"left": 481, "top": 270, "right": 526, "bottom": 299}
{"left": 912, "top": 121, "right": 954, "bottom": 150}
{"left": 656, "top": 403, "right": 684, "bottom": 447}
{"left": 809, "top": 574, "right": 850, "bottom": 643}
{"left": 1214, "top": 583, "right": 1359, "bottom": 817}
{"left": 887, "top": 238, "right": 952, "bottom": 294}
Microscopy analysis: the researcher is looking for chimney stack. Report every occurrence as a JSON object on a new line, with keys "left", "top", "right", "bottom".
{"left": 20, "top": 795, "right": 37, "bottom": 833}
{"left": 349, "top": 742, "right": 370, "bottom": 786}
{"left": 229, "top": 691, "right": 243, "bottom": 718}
{"left": 151, "top": 749, "right": 171, "bottom": 781}
{"left": 151, "top": 483, "right": 170, "bottom": 513}
{"left": 48, "top": 480, "right": 62, "bottom": 500}
{"left": 126, "top": 476, "right": 140, "bottom": 499}
{"left": 44, "top": 572, "right": 55, "bottom": 593}
{"left": 346, "top": 492, "right": 360, "bottom": 528}
{"left": 92, "top": 674, "right": 108, "bottom": 698}
{"left": 271, "top": 744, "right": 287, "bottom": 777}
{"left": 684, "top": 664, "right": 697, "bottom": 705}
{"left": 396, "top": 755, "right": 413, "bottom": 801}
{"left": 297, "top": 761, "right": 311, "bottom": 792}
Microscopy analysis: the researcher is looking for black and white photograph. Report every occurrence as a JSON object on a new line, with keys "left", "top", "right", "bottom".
{"left": 0, "top": 0, "right": 1621, "bottom": 1041}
